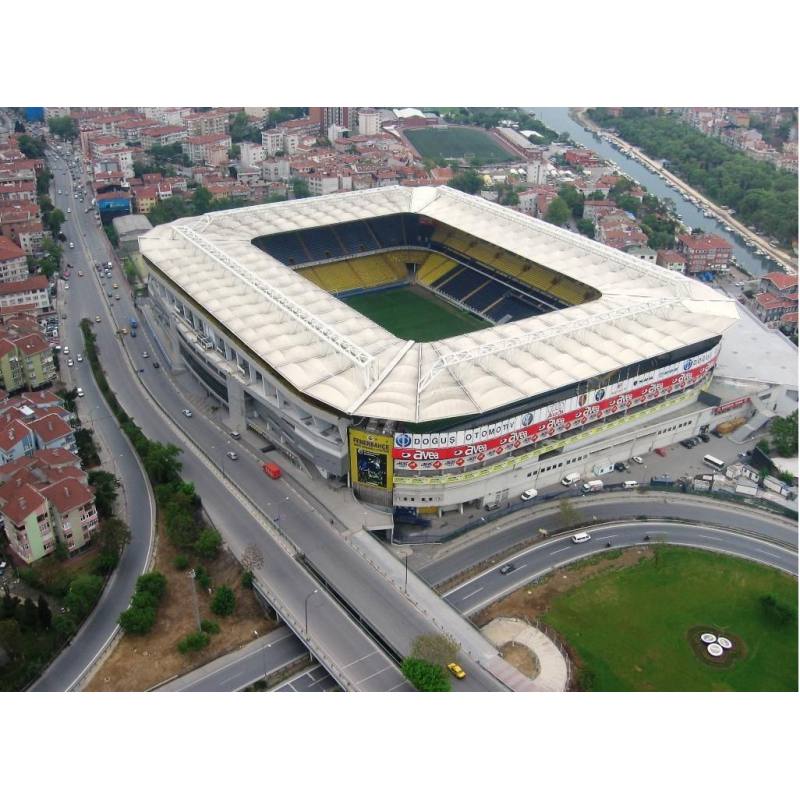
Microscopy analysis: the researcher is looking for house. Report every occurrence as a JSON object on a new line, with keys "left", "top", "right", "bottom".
{"left": 759, "top": 271, "right": 798, "bottom": 297}
{"left": 749, "top": 291, "right": 798, "bottom": 328}
{"left": 182, "top": 134, "right": 232, "bottom": 166}
{"left": 625, "top": 245, "right": 657, "bottom": 262}
{"left": 0, "top": 275, "right": 51, "bottom": 314}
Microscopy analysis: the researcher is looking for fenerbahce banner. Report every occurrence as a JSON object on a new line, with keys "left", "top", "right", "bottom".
{"left": 393, "top": 350, "right": 718, "bottom": 472}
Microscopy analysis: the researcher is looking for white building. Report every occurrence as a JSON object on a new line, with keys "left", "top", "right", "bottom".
{"left": 240, "top": 141, "right": 268, "bottom": 167}
{"left": 262, "top": 130, "right": 285, "bottom": 156}
{"left": 358, "top": 109, "right": 380, "bottom": 136}
{"left": 526, "top": 158, "right": 548, "bottom": 185}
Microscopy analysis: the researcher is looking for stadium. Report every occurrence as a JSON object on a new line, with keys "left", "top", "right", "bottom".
{"left": 140, "top": 185, "right": 748, "bottom": 520}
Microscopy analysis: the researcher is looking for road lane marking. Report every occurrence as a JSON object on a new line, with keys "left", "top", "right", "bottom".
{"left": 461, "top": 586, "right": 484, "bottom": 601}
{"left": 551, "top": 546, "right": 571, "bottom": 555}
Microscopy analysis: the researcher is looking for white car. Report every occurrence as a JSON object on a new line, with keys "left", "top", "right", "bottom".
{"left": 182, "top": 409, "right": 193, "bottom": 418}
{"left": 64, "top": 282, "right": 69, "bottom": 290}
{"left": 142, "top": 351, "right": 149, "bottom": 358}
{"left": 520, "top": 488, "right": 538, "bottom": 501}
{"left": 76, "top": 354, "right": 83, "bottom": 362}
{"left": 632, "top": 456, "right": 644, "bottom": 464}
{"left": 76, "top": 387, "right": 85, "bottom": 397}
{"left": 69, "top": 242, "right": 74, "bottom": 249}
{"left": 67, "top": 207, "right": 71, "bottom": 213}
{"left": 67, "top": 358, "right": 74, "bottom": 367}
{"left": 226, "top": 451, "right": 239, "bottom": 461}
{"left": 63, "top": 346, "right": 70, "bottom": 355}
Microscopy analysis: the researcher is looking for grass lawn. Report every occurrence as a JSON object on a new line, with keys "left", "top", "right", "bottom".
{"left": 543, "top": 546, "right": 798, "bottom": 691}
{"left": 344, "top": 286, "right": 490, "bottom": 341}
{"left": 405, "top": 127, "right": 514, "bottom": 163}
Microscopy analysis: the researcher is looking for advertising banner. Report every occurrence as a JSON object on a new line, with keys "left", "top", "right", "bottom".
{"left": 393, "top": 348, "right": 719, "bottom": 470}
{"left": 349, "top": 429, "right": 394, "bottom": 490}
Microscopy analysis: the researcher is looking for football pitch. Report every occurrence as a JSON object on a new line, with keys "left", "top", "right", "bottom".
{"left": 344, "top": 286, "right": 491, "bottom": 341}
{"left": 405, "top": 126, "right": 514, "bottom": 163}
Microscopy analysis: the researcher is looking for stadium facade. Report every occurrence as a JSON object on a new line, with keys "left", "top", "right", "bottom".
{"left": 139, "top": 186, "right": 758, "bottom": 520}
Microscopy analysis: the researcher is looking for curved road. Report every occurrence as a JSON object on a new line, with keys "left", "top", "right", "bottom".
{"left": 444, "top": 520, "right": 798, "bottom": 616}
{"left": 31, "top": 150, "right": 156, "bottom": 692}
{"left": 418, "top": 494, "right": 797, "bottom": 587}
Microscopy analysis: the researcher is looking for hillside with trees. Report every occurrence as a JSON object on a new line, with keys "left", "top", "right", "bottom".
{"left": 587, "top": 109, "right": 798, "bottom": 246}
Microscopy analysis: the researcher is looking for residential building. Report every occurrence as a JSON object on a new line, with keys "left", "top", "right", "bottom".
{"left": 241, "top": 141, "right": 268, "bottom": 166}
{"left": 525, "top": 157, "right": 548, "bottom": 186}
{"left": 0, "top": 449, "right": 97, "bottom": 563}
{"left": 656, "top": 249, "right": 687, "bottom": 273}
{"left": 0, "top": 275, "right": 51, "bottom": 313}
{"left": 261, "top": 129, "right": 285, "bottom": 156}
{"left": 583, "top": 199, "right": 618, "bottom": 222}
{"left": 358, "top": 109, "right": 380, "bottom": 136}
{"left": 182, "top": 134, "right": 232, "bottom": 166}
{"left": 0, "top": 330, "right": 56, "bottom": 392}
{"left": 185, "top": 111, "right": 229, "bottom": 137}
{"left": 676, "top": 233, "right": 732, "bottom": 273}
{"left": 625, "top": 245, "right": 657, "bottom": 262}
{"left": 0, "top": 236, "right": 28, "bottom": 283}
{"left": 759, "top": 271, "right": 798, "bottom": 297}
{"left": 139, "top": 125, "right": 187, "bottom": 149}
{"left": 749, "top": 291, "right": 798, "bottom": 327}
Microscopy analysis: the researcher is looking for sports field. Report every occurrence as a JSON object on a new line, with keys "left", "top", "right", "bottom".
{"left": 344, "top": 286, "right": 490, "bottom": 341}
{"left": 405, "top": 126, "right": 514, "bottom": 163}
{"left": 543, "top": 546, "right": 797, "bottom": 691}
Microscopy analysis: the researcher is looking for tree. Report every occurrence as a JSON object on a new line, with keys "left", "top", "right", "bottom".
{"left": 21, "top": 597, "right": 38, "bottom": 630}
{"left": 1, "top": 588, "right": 18, "bottom": 620}
{"left": 192, "top": 186, "right": 213, "bottom": 214}
{"left": 88, "top": 470, "right": 118, "bottom": 518}
{"left": 97, "top": 517, "right": 131, "bottom": 558}
{"left": 410, "top": 633, "right": 460, "bottom": 667}
{"left": 291, "top": 178, "right": 310, "bottom": 199}
{"left": 558, "top": 184, "right": 584, "bottom": 218}
{"left": 545, "top": 197, "right": 571, "bottom": 227}
{"left": 143, "top": 442, "right": 183, "bottom": 485}
{"left": 0, "top": 619, "right": 24, "bottom": 658}
{"left": 136, "top": 572, "right": 167, "bottom": 603}
{"left": 210, "top": 585, "right": 236, "bottom": 616}
{"left": 770, "top": 411, "right": 797, "bottom": 458}
{"left": 17, "top": 134, "right": 45, "bottom": 158}
{"left": 177, "top": 630, "right": 210, "bottom": 653}
{"left": 447, "top": 169, "right": 483, "bottom": 195}
{"left": 558, "top": 497, "right": 582, "bottom": 529}
{"left": 64, "top": 574, "right": 103, "bottom": 620}
{"left": 400, "top": 658, "right": 451, "bottom": 691}
{"left": 46, "top": 208, "right": 65, "bottom": 237}
{"left": 103, "top": 223, "right": 119, "bottom": 248}
{"left": 37, "top": 595, "right": 52, "bottom": 629}
{"left": 576, "top": 218, "right": 596, "bottom": 239}
{"left": 119, "top": 605, "right": 157, "bottom": 635}
{"left": 195, "top": 528, "right": 222, "bottom": 560}
{"left": 174, "top": 554, "right": 190, "bottom": 570}
{"left": 48, "top": 116, "right": 77, "bottom": 140}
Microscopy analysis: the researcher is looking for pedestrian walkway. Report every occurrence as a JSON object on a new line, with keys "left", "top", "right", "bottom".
{"left": 482, "top": 617, "right": 569, "bottom": 692}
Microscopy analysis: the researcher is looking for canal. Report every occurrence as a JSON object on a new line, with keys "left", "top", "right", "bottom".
{"left": 527, "top": 107, "right": 775, "bottom": 277}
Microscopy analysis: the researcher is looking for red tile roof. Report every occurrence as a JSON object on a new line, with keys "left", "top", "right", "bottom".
{"left": 40, "top": 477, "right": 94, "bottom": 513}
{"left": 0, "top": 235, "right": 26, "bottom": 261}
{"left": 0, "top": 274, "right": 49, "bottom": 295}
{"left": 0, "top": 479, "right": 47, "bottom": 525}
{"left": 27, "top": 413, "right": 72, "bottom": 443}
{"left": 762, "top": 271, "right": 798, "bottom": 291}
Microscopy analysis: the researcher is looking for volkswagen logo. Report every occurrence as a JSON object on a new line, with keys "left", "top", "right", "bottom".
{"left": 594, "top": 388, "right": 606, "bottom": 402}
{"left": 521, "top": 413, "right": 533, "bottom": 426}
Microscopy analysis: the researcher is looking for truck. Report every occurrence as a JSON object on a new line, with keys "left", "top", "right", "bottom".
{"left": 582, "top": 479, "right": 604, "bottom": 493}
{"left": 561, "top": 472, "right": 582, "bottom": 486}
{"left": 650, "top": 474, "right": 675, "bottom": 487}
{"left": 734, "top": 484, "right": 758, "bottom": 497}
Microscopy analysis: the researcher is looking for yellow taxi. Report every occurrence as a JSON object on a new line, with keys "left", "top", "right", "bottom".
{"left": 447, "top": 662, "right": 466, "bottom": 680}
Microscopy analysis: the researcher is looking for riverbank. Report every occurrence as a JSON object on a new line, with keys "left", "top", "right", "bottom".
{"left": 571, "top": 108, "right": 797, "bottom": 277}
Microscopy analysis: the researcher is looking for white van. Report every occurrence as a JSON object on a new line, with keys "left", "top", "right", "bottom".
{"left": 622, "top": 480, "right": 639, "bottom": 489}
{"left": 571, "top": 532, "right": 592, "bottom": 544}
{"left": 561, "top": 472, "right": 581, "bottom": 486}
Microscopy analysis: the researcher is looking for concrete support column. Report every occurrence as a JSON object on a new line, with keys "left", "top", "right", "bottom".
{"left": 225, "top": 374, "right": 247, "bottom": 431}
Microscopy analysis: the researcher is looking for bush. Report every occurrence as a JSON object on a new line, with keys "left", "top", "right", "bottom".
{"left": 410, "top": 633, "right": 460, "bottom": 667}
{"left": 177, "top": 631, "right": 210, "bottom": 653}
{"left": 194, "top": 565, "right": 211, "bottom": 590}
{"left": 210, "top": 585, "right": 236, "bottom": 617}
{"left": 195, "top": 528, "right": 222, "bottom": 561}
{"left": 118, "top": 605, "right": 157, "bottom": 635}
{"left": 135, "top": 572, "right": 167, "bottom": 602}
{"left": 400, "top": 658, "right": 451, "bottom": 691}
{"left": 173, "top": 554, "right": 190, "bottom": 571}
{"left": 200, "top": 619, "right": 220, "bottom": 635}
{"left": 92, "top": 550, "right": 119, "bottom": 575}
{"left": 241, "top": 571, "right": 254, "bottom": 589}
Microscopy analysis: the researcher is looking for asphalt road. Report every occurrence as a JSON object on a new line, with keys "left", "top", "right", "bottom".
{"left": 273, "top": 664, "right": 338, "bottom": 692}
{"left": 419, "top": 494, "right": 798, "bottom": 587}
{"left": 31, "top": 151, "right": 156, "bottom": 692}
{"left": 158, "top": 628, "right": 307, "bottom": 692}
{"left": 34, "top": 148, "right": 502, "bottom": 691}
{"left": 444, "top": 520, "right": 798, "bottom": 616}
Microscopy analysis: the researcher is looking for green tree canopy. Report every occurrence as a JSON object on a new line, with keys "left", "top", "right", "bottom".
{"left": 770, "top": 411, "right": 798, "bottom": 458}
{"left": 210, "top": 585, "right": 236, "bottom": 617}
{"left": 545, "top": 197, "right": 571, "bottom": 227}
{"left": 88, "top": 471, "right": 118, "bottom": 518}
{"left": 195, "top": 528, "right": 222, "bottom": 560}
{"left": 447, "top": 169, "right": 483, "bottom": 195}
{"left": 144, "top": 442, "right": 183, "bottom": 485}
{"left": 400, "top": 658, "right": 451, "bottom": 691}
{"left": 48, "top": 116, "right": 77, "bottom": 140}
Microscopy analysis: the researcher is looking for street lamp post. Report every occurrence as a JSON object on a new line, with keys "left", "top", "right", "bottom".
{"left": 304, "top": 588, "right": 318, "bottom": 637}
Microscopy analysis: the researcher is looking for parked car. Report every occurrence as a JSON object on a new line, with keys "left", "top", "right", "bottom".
{"left": 614, "top": 462, "right": 626, "bottom": 472}
{"left": 229, "top": 431, "right": 241, "bottom": 440}
{"left": 520, "top": 488, "right": 538, "bottom": 501}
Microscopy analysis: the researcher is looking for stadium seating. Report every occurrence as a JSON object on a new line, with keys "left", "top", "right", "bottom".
{"left": 256, "top": 231, "right": 308, "bottom": 265}
{"left": 334, "top": 220, "right": 379, "bottom": 254}
{"left": 298, "top": 254, "right": 407, "bottom": 295}
{"left": 435, "top": 267, "right": 487, "bottom": 300}
{"left": 302, "top": 226, "right": 346, "bottom": 262}
{"left": 416, "top": 253, "right": 459, "bottom": 286}
{"left": 465, "top": 280, "right": 507, "bottom": 313}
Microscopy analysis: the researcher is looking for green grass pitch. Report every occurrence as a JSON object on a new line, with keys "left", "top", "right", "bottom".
{"left": 344, "top": 286, "right": 490, "bottom": 341}
{"left": 404, "top": 127, "right": 514, "bottom": 163}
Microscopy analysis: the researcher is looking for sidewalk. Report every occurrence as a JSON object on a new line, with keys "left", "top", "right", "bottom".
{"left": 482, "top": 617, "right": 569, "bottom": 692}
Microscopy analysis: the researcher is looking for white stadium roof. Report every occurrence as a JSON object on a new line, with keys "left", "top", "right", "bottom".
{"left": 140, "top": 186, "right": 739, "bottom": 423}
